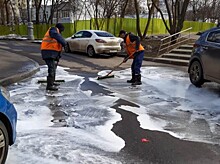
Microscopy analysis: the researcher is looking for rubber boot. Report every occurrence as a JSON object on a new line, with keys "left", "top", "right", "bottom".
{"left": 46, "top": 76, "right": 58, "bottom": 91}
{"left": 131, "top": 74, "right": 142, "bottom": 86}
{"left": 127, "top": 73, "right": 135, "bottom": 83}
{"left": 52, "top": 76, "right": 60, "bottom": 86}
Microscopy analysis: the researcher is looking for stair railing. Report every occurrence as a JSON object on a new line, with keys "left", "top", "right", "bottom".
{"left": 157, "top": 27, "right": 192, "bottom": 57}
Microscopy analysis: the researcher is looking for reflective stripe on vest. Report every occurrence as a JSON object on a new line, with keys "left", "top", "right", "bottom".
{"left": 125, "top": 35, "right": 144, "bottom": 57}
{"left": 41, "top": 27, "right": 62, "bottom": 51}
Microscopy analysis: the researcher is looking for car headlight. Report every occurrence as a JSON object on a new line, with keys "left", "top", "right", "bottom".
{"left": 1, "top": 86, "right": 10, "bottom": 101}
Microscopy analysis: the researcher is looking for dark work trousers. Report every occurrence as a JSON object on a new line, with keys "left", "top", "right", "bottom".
{"left": 44, "top": 59, "right": 56, "bottom": 77}
{"left": 131, "top": 51, "right": 144, "bottom": 75}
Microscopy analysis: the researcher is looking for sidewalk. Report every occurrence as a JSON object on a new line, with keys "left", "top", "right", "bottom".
{"left": 0, "top": 48, "right": 39, "bottom": 86}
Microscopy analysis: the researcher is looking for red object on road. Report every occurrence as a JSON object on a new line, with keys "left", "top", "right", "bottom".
{"left": 141, "top": 138, "right": 150, "bottom": 143}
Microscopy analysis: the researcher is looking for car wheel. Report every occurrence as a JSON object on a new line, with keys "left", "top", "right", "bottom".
{"left": 87, "top": 46, "right": 96, "bottom": 57}
{"left": 0, "top": 120, "right": 9, "bottom": 164}
{"left": 64, "top": 43, "right": 71, "bottom": 53}
{"left": 189, "top": 61, "right": 204, "bottom": 87}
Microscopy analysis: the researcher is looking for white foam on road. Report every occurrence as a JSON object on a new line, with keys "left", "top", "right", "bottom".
{"left": 7, "top": 66, "right": 124, "bottom": 164}
{"left": 7, "top": 65, "right": 220, "bottom": 163}
{"left": 119, "top": 105, "right": 182, "bottom": 139}
{"left": 92, "top": 67, "right": 220, "bottom": 144}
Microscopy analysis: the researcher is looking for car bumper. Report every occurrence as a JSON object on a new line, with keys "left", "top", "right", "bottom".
{"left": 95, "top": 46, "right": 121, "bottom": 54}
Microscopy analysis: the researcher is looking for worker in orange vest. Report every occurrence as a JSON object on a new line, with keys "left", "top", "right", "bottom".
{"left": 41, "top": 23, "right": 66, "bottom": 91}
{"left": 119, "top": 30, "right": 145, "bottom": 85}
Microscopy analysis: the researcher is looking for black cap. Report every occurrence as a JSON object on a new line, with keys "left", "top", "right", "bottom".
{"left": 55, "top": 23, "right": 64, "bottom": 32}
{"left": 119, "top": 30, "right": 126, "bottom": 35}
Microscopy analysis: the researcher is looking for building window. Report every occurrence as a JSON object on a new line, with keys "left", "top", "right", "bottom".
{"left": 62, "top": 11, "right": 69, "bottom": 18}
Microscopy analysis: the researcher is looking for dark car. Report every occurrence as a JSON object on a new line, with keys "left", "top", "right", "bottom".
{"left": 0, "top": 87, "right": 17, "bottom": 163}
{"left": 188, "top": 27, "right": 220, "bottom": 87}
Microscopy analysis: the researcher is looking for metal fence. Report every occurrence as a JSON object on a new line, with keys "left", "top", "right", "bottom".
{"left": 0, "top": 18, "right": 216, "bottom": 39}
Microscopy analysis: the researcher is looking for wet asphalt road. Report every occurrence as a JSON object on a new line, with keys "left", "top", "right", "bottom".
{"left": 2, "top": 40, "right": 220, "bottom": 163}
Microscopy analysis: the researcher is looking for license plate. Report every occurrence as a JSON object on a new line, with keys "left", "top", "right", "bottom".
{"left": 110, "top": 50, "right": 117, "bottom": 53}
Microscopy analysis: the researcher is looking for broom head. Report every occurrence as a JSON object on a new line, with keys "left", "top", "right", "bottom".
{"left": 38, "top": 79, "right": 65, "bottom": 83}
{"left": 97, "top": 74, "right": 115, "bottom": 80}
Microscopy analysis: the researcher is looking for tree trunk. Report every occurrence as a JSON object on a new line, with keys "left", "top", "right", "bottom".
{"left": 35, "top": 0, "right": 42, "bottom": 24}
{"left": 119, "top": 0, "right": 129, "bottom": 29}
{"left": 95, "top": 0, "right": 99, "bottom": 30}
{"left": 134, "top": 0, "right": 142, "bottom": 37}
{"left": 142, "top": 0, "right": 158, "bottom": 40}
{"left": 5, "top": 1, "right": 10, "bottom": 25}
{"left": 153, "top": 0, "right": 190, "bottom": 43}
{"left": 106, "top": 17, "right": 110, "bottom": 31}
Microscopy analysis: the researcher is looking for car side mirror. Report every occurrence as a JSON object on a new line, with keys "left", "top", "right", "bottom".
{"left": 196, "top": 31, "right": 203, "bottom": 35}
{"left": 71, "top": 35, "right": 75, "bottom": 39}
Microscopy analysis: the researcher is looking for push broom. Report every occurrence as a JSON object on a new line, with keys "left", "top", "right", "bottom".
{"left": 97, "top": 54, "right": 131, "bottom": 80}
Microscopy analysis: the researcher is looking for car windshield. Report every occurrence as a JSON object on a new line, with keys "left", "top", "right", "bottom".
{"left": 94, "top": 32, "right": 114, "bottom": 37}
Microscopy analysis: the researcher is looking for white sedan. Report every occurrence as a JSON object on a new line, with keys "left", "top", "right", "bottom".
{"left": 65, "top": 30, "right": 122, "bottom": 57}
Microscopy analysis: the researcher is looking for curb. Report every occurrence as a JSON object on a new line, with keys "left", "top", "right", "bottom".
{"left": 0, "top": 59, "right": 40, "bottom": 87}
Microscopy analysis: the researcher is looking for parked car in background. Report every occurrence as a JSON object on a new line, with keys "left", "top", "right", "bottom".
{"left": 65, "top": 30, "right": 122, "bottom": 57}
{"left": 188, "top": 27, "right": 220, "bottom": 87}
{"left": 0, "top": 87, "right": 17, "bottom": 163}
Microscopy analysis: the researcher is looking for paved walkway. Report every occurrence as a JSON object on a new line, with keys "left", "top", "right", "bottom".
{"left": 0, "top": 44, "right": 39, "bottom": 86}
{"left": 0, "top": 34, "right": 193, "bottom": 87}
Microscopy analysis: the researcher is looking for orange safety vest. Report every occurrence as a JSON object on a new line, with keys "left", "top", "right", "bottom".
{"left": 41, "top": 27, "right": 62, "bottom": 51}
{"left": 125, "top": 35, "right": 144, "bottom": 58}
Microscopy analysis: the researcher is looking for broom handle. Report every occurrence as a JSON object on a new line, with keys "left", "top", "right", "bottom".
{"left": 105, "top": 54, "right": 132, "bottom": 77}
{"left": 105, "top": 61, "right": 124, "bottom": 77}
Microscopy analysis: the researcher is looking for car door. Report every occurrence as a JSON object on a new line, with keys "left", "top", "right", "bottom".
{"left": 68, "top": 31, "right": 84, "bottom": 52}
{"left": 78, "top": 31, "right": 92, "bottom": 52}
{"left": 202, "top": 30, "right": 220, "bottom": 79}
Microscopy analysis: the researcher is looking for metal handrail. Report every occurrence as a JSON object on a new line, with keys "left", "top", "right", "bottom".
{"left": 161, "top": 27, "right": 192, "bottom": 41}
{"left": 157, "top": 27, "right": 192, "bottom": 56}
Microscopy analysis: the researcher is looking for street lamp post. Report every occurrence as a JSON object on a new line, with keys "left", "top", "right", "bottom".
{"left": 27, "top": 0, "right": 34, "bottom": 40}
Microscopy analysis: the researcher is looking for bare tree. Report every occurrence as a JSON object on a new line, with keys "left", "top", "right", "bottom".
{"left": 18, "top": 0, "right": 27, "bottom": 24}
{"left": 84, "top": 0, "right": 105, "bottom": 30}
{"left": 68, "top": 0, "right": 84, "bottom": 32}
{"left": 0, "top": 0, "right": 9, "bottom": 25}
{"left": 125, "top": 0, "right": 137, "bottom": 16}
{"left": 152, "top": 0, "right": 190, "bottom": 37}
{"left": 119, "top": 0, "right": 129, "bottom": 18}
{"left": 44, "top": 0, "right": 66, "bottom": 24}
{"left": 47, "top": 0, "right": 56, "bottom": 24}
{"left": 186, "top": 0, "right": 201, "bottom": 21}
{"left": 0, "top": 0, "right": 20, "bottom": 25}
{"left": 102, "top": 0, "right": 121, "bottom": 31}
{"left": 41, "top": 0, "right": 51, "bottom": 23}
{"left": 134, "top": 0, "right": 141, "bottom": 37}
{"left": 142, "top": 0, "right": 159, "bottom": 39}
{"left": 33, "top": 0, "right": 43, "bottom": 24}
{"left": 118, "top": 0, "right": 129, "bottom": 28}
{"left": 186, "top": 0, "right": 220, "bottom": 23}
{"left": 95, "top": 0, "right": 121, "bottom": 30}
{"left": 85, "top": 0, "right": 122, "bottom": 30}
{"left": 134, "top": 0, "right": 159, "bottom": 39}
